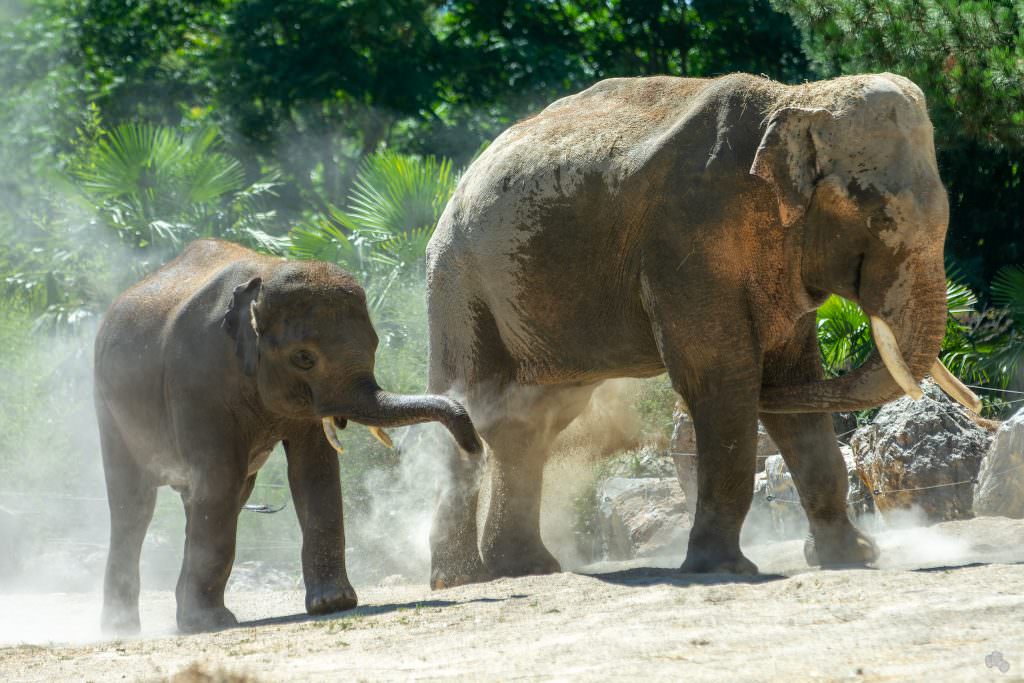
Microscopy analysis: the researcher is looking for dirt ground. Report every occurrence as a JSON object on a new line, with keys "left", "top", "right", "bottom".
{"left": 2, "top": 516, "right": 1023, "bottom": 682}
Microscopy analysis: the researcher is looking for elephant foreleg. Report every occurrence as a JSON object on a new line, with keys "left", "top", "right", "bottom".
{"left": 284, "top": 428, "right": 357, "bottom": 615}
{"left": 646, "top": 280, "right": 761, "bottom": 574}
{"left": 679, "top": 386, "right": 761, "bottom": 574}
{"left": 760, "top": 314, "right": 878, "bottom": 567}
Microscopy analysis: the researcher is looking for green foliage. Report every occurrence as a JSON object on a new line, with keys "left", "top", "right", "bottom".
{"left": 68, "top": 0, "right": 226, "bottom": 127}
{"left": 773, "top": 0, "right": 1023, "bottom": 147}
{"left": 289, "top": 151, "right": 457, "bottom": 302}
{"left": 988, "top": 264, "right": 1024, "bottom": 380}
{"left": 992, "top": 265, "right": 1024, "bottom": 321}
{"left": 816, "top": 273, "right": 1022, "bottom": 414}
{"left": 816, "top": 295, "right": 873, "bottom": 377}
{"left": 68, "top": 119, "right": 284, "bottom": 253}
{"left": 773, "top": 0, "right": 1024, "bottom": 291}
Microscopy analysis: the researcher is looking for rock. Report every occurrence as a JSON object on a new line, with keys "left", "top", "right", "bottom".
{"left": 832, "top": 412, "right": 861, "bottom": 440}
{"left": 974, "top": 408, "right": 1024, "bottom": 518}
{"left": 745, "top": 456, "right": 808, "bottom": 542}
{"left": 669, "top": 405, "right": 779, "bottom": 516}
{"left": 762, "top": 454, "right": 809, "bottom": 539}
{"left": 379, "top": 574, "right": 408, "bottom": 587}
{"left": 745, "top": 450, "right": 874, "bottom": 542}
{"left": 227, "top": 561, "right": 300, "bottom": 592}
{"left": 842, "top": 445, "right": 875, "bottom": 517}
{"left": 596, "top": 477, "right": 689, "bottom": 560}
{"left": 850, "top": 381, "right": 993, "bottom": 523}
{"left": 604, "top": 444, "right": 676, "bottom": 479}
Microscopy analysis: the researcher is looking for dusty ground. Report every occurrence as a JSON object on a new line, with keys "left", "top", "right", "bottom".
{"left": 2, "top": 516, "right": 1023, "bottom": 682}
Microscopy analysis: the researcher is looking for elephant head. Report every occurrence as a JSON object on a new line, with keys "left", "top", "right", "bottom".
{"left": 221, "top": 260, "right": 482, "bottom": 454}
{"left": 752, "top": 74, "right": 979, "bottom": 414}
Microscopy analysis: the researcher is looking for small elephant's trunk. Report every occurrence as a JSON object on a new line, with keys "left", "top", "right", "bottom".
{"left": 332, "top": 379, "right": 483, "bottom": 455}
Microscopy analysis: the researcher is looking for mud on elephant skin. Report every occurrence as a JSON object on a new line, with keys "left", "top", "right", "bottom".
{"left": 94, "top": 239, "right": 482, "bottom": 634}
{"left": 424, "top": 72, "right": 980, "bottom": 587}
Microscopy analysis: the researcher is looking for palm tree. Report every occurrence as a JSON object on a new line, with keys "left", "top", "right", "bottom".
{"left": 817, "top": 273, "right": 1022, "bottom": 415}
{"left": 289, "top": 150, "right": 458, "bottom": 311}
{"left": 70, "top": 122, "right": 284, "bottom": 253}
{"left": 989, "top": 264, "right": 1024, "bottom": 383}
{"left": 5, "top": 122, "right": 286, "bottom": 334}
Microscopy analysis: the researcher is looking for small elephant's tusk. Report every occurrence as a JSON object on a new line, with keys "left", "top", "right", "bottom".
{"left": 930, "top": 358, "right": 983, "bottom": 413}
{"left": 322, "top": 417, "right": 345, "bottom": 455}
{"left": 370, "top": 426, "right": 394, "bottom": 449}
{"left": 870, "top": 316, "right": 924, "bottom": 400}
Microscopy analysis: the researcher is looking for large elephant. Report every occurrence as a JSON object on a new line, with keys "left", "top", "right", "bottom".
{"left": 94, "top": 239, "right": 481, "bottom": 633}
{"left": 424, "top": 73, "right": 979, "bottom": 587}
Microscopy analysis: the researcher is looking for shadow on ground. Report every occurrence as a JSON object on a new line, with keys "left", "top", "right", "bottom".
{"left": 579, "top": 566, "right": 787, "bottom": 588}
{"left": 239, "top": 594, "right": 530, "bottom": 629}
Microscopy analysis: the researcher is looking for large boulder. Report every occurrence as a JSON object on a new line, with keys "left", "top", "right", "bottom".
{"left": 850, "top": 381, "right": 993, "bottom": 523}
{"left": 974, "top": 408, "right": 1024, "bottom": 518}
{"left": 596, "top": 477, "right": 689, "bottom": 560}
{"left": 745, "top": 456, "right": 808, "bottom": 541}
{"left": 745, "top": 450, "right": 870, "bottom": 541}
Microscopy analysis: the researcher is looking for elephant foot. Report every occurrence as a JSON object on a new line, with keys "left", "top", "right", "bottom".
{"left": 430, "top": 552, "right": 491, "bottom": 590}
{"left": 306, "top": 582, "right": 358, "bottom": 615}
{"left": 176, "top": 605, "right": 238, "bottom": 634}
{"left": 100, "top": 606, "right": 141, "bottom": 636}
{"left": 482, "top": 543, "right": 561, "bottom": 579}
{"left": 805, "top": 522, "right": 879, "bottom": 568}
{"left": 680, "top": 540, "right": 758, "bottom": 575}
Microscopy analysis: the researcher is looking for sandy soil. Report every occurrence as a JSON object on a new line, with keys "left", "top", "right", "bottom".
{"left": 2, "top": 516, "right": 1023, "bottom": 682}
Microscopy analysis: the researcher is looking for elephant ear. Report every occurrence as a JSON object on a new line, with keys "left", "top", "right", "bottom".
{"left": 221, "top": 277, "right": 262, "bottom": 376}
{"left": 750, "top": 107, "right": 833, "bottom": 226}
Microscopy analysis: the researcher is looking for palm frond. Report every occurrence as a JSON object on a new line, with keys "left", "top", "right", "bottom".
{"left": 992, "top": 265, "right": 1024, "bottom": 323}
{"left": 816, "top": 295, "right": 872, "bottom": 377}
{"left": 340, "top": 151, "right": 456, "bottom": 237}
{"left": 73, "top": 123, "right": 184, "bottom": 203}
{"left": 289, "top": 217, "right": 359, "bottom": 271}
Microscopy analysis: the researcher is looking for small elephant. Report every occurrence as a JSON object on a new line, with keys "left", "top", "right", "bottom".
{"left": 94, "top": 239, "right": 481, "bottom": 633}
{"left": 424, "top": 73, "right": 979, "bottom": 587}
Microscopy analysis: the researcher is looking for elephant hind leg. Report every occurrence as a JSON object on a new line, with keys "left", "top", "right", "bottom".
{"left": 426, "top": 295, "right": 505, "bottom": 589}
{"left": 428, "top": 431, "right": 489, "bottom": 589}
{"left": 98, "top": 408, "right": 157, "bottom": 636}
{"left": 478, "top": 383, "right": 596, "bottom": 579}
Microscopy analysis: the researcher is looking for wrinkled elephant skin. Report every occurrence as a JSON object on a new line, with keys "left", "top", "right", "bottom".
{"left": 424, "top": 73, "right": 953, "bottom": 585}
{"left": 95, "top": 239, "right": 481, "bottom": 634}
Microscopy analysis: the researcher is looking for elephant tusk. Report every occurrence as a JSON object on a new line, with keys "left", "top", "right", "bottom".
{"left": 870, "top": 316, "right": 924, "bottom": 400}
{"left": 370, "top": 426, "right": 394, "bottom": 449}
{"left": 930, "top": 359, "right": 982, "bottom": 413}
{"left": 322, "top": 417, "right": 345, "bottom": 455}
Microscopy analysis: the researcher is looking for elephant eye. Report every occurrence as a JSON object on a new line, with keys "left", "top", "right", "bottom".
{"left": 290, "top": 350, "right": 316, "bottom": 371}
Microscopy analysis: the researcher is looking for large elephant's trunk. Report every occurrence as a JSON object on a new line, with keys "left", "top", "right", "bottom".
{"left": 759, "top": 267, "right": 953, "bottom": 413}
{"left": 321, "top": 378, "right": 483, "bottom": 455}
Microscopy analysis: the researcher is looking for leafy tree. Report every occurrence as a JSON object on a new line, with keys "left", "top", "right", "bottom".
{"left": 67, "top": 0, "right": 226, "bottom": 127}
{"left": 213, "top": 0, "right": 447, "bottom": 206}
{"left": 773, "top": 0, "right": 1024, "bottom": 291}
{"left": 407, "top": 0, "right": 810, "bottom": 161}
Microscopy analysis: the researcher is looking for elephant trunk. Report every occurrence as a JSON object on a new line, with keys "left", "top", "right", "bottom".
{"left": 760, "top": 264, "right": 949, "bottom": 413}
{"left": 324, "top": 377, "right": 483, "bottom": 455}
